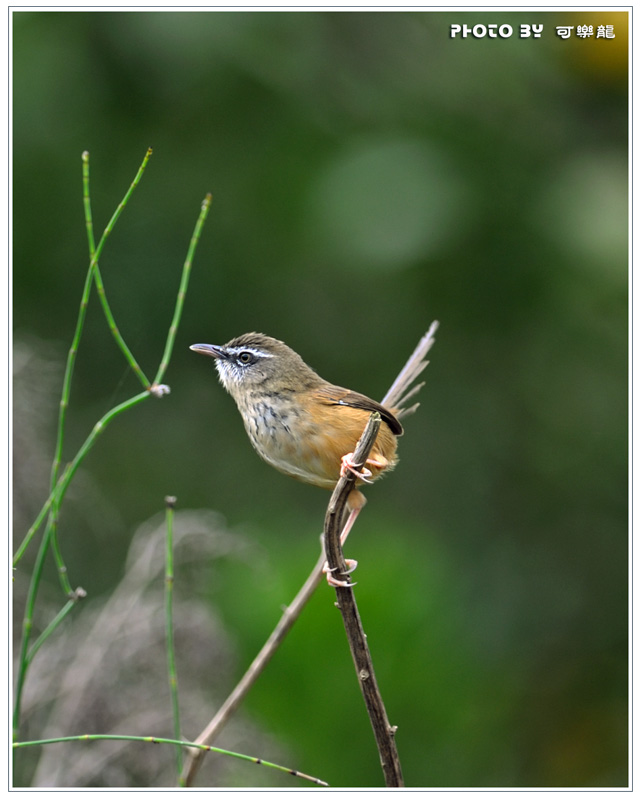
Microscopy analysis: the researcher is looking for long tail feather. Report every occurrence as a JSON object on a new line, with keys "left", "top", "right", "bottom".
{"left": 382, "top": 320, "right": 438, "bottom": 418}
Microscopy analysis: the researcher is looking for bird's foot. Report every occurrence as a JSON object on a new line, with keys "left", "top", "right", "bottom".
{"left": 340, "top": 453, "right": 374, "bottom": 484}
{"left": 323, "top": 558, "right": 358, "bottom": 588}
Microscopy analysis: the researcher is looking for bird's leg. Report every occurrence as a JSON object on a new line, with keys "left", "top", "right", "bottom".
{"left": 339, "top": 503, "right": 361, "bottom": 545}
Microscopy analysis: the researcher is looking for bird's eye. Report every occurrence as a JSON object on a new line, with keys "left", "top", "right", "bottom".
{"left": 237, "top": 351, "right": 254, "bottom": 365}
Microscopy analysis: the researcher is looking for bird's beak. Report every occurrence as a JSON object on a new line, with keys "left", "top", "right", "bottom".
{"left": 190, "top": 343, "right": 227, "bottom": 359}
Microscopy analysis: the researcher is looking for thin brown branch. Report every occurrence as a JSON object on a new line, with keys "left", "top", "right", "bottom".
{"left": 182, "top": 551, "right": 327, "bottom": 785}
{"left": 323, "top": 412, "right": 404, "bottom": 787}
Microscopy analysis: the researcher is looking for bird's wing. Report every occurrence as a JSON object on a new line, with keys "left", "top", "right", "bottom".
{"left": 314, "top": 384, "right": 403, "bottom": 436}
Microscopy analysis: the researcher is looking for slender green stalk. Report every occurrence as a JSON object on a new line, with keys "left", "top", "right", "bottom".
{"left": 93, "top": 271, "right": 151, "bottom": 388}
{"left": 85, "top": 149, "right": 152, "bottom": 389}
{"left": 47, "top": 238, "right": 96, "bottom": 592}
{"left": 153, "top": 193, "right": 212, "bottom": 387}
{"left": 13, "top": 390, "right": 151, "bottom": 736}
{"left": 45, "top": 150, "right": 154, "bottom": 593}
{"left": 163, "top": 496, "right": 183, "bottom": 780}
{"left": 94, "top": 147, "right": 153, "bottom": 259}
{"left": 49, "top": 236, "right": 94, "bottom": 492}
{"left": 13, "top": 153, "right": 211, "bottom": 750}
{"left": 26, "top": 591, "right": 86, "bottom": 666}
{"left": 13, "top": 528, "right": 50, "bottom": 738}
{"left": 49, "top": 149, "right": 153, "bottom": 495}
{"left": 13, "top": 524, "right": 84, "bottom": 737}
{"left": 48, "top": 522, "right": 72, "bottom": 595}
{"left": 13, "top": 464, "right": 68, "bottom": 566}
{"left": 14, "top": 391, "right": 151, "bottom": 570}
{"left": 56, "top": 390, "right": 152, "bottom": 498}
{"left": 82, "top": 150, "right": 97, "bottom": 256}
{"left": 16, "top": 152, "right": 154, "bottom": 571}
{"left": 12, "top": 734, "right": 328, "bottom": 786}
{"left": 17, "top": 182, "right": 211, "bottom": 570}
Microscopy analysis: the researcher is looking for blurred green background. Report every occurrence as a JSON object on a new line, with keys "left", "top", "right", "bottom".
{"left": 12, "top": 10, "right": 628, "bottom": 788}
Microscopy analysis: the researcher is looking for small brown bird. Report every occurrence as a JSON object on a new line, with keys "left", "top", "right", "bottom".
{"left": 190, "top": 327, "right": 437, "bottom": 583}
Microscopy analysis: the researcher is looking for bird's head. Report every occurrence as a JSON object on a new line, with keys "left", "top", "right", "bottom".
{"left": 190, "top": 332, "right": 321, "bottom": 401}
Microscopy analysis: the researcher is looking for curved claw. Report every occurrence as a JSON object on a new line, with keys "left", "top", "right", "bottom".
{"left": 340, "top": 453, "right": 374, "bottom": 484}
{"left": 323, "top": 559, "right": 358, "bottom": 588}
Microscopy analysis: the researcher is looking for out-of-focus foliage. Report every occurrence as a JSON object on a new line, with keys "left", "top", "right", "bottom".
{"left": 12, "top": 10, "right": 627, "bottom": 788}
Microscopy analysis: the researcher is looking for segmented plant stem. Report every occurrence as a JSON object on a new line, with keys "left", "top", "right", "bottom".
{"left": 164, "top": 496, "right": 183, "bottom": 779}
{"left": 153, "top": 193, "right": 212, "bottom": 387}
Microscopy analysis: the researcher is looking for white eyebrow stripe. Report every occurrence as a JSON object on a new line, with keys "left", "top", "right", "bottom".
{"left": 228, "top": 347, "right": 274, "bottom": 359}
